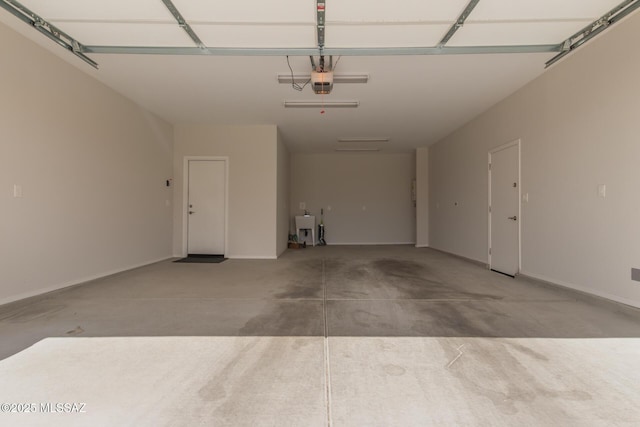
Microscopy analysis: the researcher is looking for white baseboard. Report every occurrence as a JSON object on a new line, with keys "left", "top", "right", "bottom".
{"left": 429, "top": 247, "right": 487, "bottom": 267}
{"left": 520, "top": 270, "right": 640, "bottom": 309}
{"left": 0, "top": 256, "right": 173, "bottom": 307}
{"left": 327, "top": 242, "right": 417, "bottom": 246}
{"left": 415, "top": 244, "right": 430, "bottom": 248}
{"left": 228, "top": 255, "right": 278, "bottom": 260}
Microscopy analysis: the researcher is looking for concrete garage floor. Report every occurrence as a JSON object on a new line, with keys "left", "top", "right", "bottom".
{"left": 1, "top": 245, "right": 640, "bottom": 426}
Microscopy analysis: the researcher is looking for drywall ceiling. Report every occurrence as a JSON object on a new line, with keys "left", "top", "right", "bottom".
{"left": 0, "top": 0, "right": 632, "bottom": 152}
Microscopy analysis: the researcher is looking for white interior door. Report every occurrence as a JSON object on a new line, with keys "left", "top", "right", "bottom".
{"left": 489, "top": 142, "right": 520, "bottom": 276}
{"left": 187, "top": 160, "right": 225, "bottom": 255}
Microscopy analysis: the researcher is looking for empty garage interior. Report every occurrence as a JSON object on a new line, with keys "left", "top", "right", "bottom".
{"left": 1, "top": 1, "right": 640, "bottom": 426}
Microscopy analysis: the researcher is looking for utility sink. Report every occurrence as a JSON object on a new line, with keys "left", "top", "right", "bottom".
{"left": 295, "top": 216, "right": 315, "bottom": 246}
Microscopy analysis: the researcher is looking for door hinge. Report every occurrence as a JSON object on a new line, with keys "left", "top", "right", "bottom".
{"left": 489, "top": 248, "right": 492, "bottom": 255}
{"left": 489, "top": 205, "right": 492, "bottom": 213}
{"left": 489, "top": 163, "right": 492, "bottom": 170}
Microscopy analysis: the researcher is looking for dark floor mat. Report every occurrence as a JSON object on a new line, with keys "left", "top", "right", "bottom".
{"left": 174, "top": 255, "right": 227, "bottom": 264}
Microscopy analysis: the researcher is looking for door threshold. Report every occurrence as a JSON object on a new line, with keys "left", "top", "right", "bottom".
{"left": 187, "top": 254, "right": 225, "bottom": 258}
{"left": 491, "top": 269, "right": 515, "bottom": 278}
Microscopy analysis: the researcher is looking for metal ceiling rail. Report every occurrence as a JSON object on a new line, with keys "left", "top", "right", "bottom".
{"left": 160, "top": 0, "right": 205, "bottom": 49}
{"left": 81, "top": 45, "right": 561, "bottom": 56}
{"left": 316, "top": 0, "right": 325, "bottom": 51}
{"left": 438, "top": 0, "right": 480, "bottom": 47}
{"left": 545, "top": 0, "right": 640, "bottom": 68}
{"left": 5, "top": 0, "right": 637, "bottom": 67}
{"left": 0, "top": 0, "right": 98, "bottom": 68}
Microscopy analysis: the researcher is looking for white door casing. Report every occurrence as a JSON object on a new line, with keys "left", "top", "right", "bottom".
{"left": 186, "top": 159, "right": 227, "bottom": 255}
{"left": 489, "top": 140, "right": 521, "bottom": 276}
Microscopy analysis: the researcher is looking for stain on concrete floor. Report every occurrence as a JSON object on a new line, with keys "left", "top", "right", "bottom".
{"left": 1, "top": 247, "right": 640, "bottom": 360}
{"left": 238, "top": 302, "right": 324, "bottom": 336}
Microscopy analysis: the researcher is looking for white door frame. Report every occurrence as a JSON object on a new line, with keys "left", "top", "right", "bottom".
{"left": 182, "top": 156, "right": 229, "bottom": 257}
{"left": 488, "top": 139, "right": 521, "bottom": 274}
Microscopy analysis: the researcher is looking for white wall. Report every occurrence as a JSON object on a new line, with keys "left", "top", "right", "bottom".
{"left": 428, "top": 12, "right": 640, "bottom": 307}
{"left": 290, "top": 152, "right": 416, "bottom": 245}
{"left": 0, "top": 22, "right": 174, "bottom": 305}
{"left": 276, "top": 130, "right": 290, "bottom": 256}
{"left": 173, "top": 125, "right": 279, "bottom": 259}
{"left": 416, "top": 148, "right": 429, "bottom": 247}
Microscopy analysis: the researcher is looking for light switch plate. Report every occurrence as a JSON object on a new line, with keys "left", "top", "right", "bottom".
{"left": 299, "top": 202, "right": 306, "bottom": 210}
{"left": 597, "top": 184, "right": 606, "bottom": 198}
{"left": 13, "top": 184, "right": 23, "bottom": 198}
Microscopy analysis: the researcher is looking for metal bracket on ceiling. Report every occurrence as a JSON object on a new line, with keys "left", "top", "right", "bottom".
{"left": 160, "top": 0, "right": 206, "bottom": 50}
{"left": 545, "top": 0, "right": 640, "bottom": 68}
{"left": 316, "top": 0, "right": 326, "bottom": 52}
{"left": 309, "top": 54, "right": 333, "bottom": 73}
{"left": 438, "top": 0, "right": 480, "bottom": 47}
{"left": 0, "top": 0, "right": 98, "bottom": 68}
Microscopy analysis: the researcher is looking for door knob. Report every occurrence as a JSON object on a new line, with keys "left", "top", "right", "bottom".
{"left": 189, "top": 211, "right": 195, "bottom": 215}
{"left": 508, "top": 216, "right": 517, "bottom": 221}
